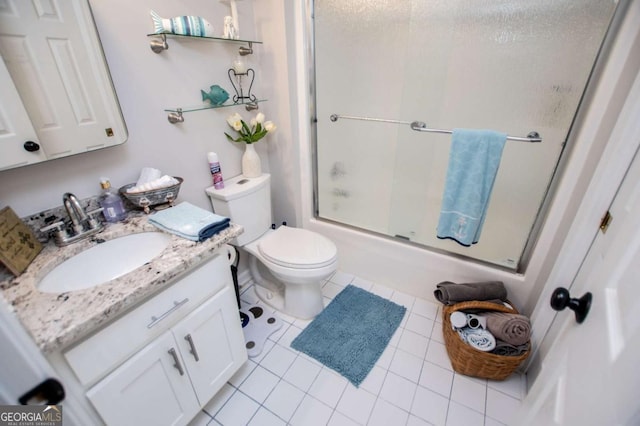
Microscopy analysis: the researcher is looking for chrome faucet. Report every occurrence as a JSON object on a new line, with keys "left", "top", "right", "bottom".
{"left": 63, "top": 193, "right": 90, "bottom": 234}
{"left": 40, "top": 193, "right": 104, "bottom": 246}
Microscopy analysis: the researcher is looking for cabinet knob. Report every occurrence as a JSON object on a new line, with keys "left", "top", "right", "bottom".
{"left": 23, "top": 140, "right": 40, "bottom": 152}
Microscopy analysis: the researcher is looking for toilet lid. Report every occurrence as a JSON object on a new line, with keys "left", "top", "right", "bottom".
{"left": 258, "top": 226, "right": 337, "bottom": 269}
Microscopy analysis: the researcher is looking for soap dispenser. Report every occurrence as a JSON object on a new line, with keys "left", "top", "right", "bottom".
{"left": 99, "top": 178, "right": 126, "bottom": 222}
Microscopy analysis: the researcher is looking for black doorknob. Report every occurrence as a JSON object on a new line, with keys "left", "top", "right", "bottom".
{"left": 550, "top": 287, "right": 592, "bottom": 324}
{"left": 23, "top": 141, "right": 40, "bottom": 152}
{"left": 18, "top": 378, "right": 65, "bottom": 405}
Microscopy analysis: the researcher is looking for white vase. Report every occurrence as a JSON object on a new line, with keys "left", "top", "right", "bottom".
{"left": 242, "top": 143, "right": 261, "bottom": 178}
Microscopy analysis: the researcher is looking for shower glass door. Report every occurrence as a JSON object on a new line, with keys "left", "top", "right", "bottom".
{"left": 313, "top": 0, "right": 618, "bottom": 270}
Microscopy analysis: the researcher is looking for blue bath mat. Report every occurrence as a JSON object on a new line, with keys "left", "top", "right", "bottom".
{"left": 291, "top": 285, "right": 406, "bottom": 387}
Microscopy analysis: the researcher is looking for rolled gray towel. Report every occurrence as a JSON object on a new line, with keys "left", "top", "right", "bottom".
{"left": 492, "top": 340, "right": 530, "bottom": 356}
{"left": 434, "top": 281, "right": 508, "bottom": 305}
{"left": 482, "top": 312, "right": 531, "bottom": 346}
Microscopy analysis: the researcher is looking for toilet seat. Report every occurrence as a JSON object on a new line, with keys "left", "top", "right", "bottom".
{"left": 258, "top": 226, "right": 337, "bottom": 269}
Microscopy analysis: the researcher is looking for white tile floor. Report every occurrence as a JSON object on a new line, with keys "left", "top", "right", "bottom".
{"left": 189, "top": 271, "right": 525, "bottom": 426}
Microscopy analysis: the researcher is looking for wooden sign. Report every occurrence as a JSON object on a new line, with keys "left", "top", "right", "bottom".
{"left": 0, "top": 206, "right": 42, "bottom": 276}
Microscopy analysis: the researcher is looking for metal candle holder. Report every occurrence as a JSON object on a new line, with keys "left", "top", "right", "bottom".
{"left": 228, "top": 68, "right": 257, "bottom": 109}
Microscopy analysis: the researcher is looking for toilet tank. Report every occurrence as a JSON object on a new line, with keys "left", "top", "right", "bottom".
{"left": 206, "top": 173, "right": 271, "bottom": 246}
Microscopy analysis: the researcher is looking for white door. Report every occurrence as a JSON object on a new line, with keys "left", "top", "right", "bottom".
{"left": 0, "top": 0, "right": 121, "bottom": 160}
{"left": 87, "top": 331, "right": 200, "bottom": 426}
{"left": 173, "top": 285, "right": 248, "bottom": 406}
{"left": 518, "top": 145, "right": 640, "bottom": 425}
{"left": 0, "top": 297, "right": 59, "bottom": 405}
{"left": 0, "top": 55, "right": 46, "bottom": 169}
{"left": 0, "top": 297, "right": 100, "bottom": 426}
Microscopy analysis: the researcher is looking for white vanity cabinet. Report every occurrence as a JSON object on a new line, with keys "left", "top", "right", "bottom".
{"left": 87, "top": 285, "right": 244, "bottom": 425}
{"left": 54, "top": 251, "right": 247, "bottom": 426}
{"left": 86, "top": 331, "right": 200, "bottom": 426}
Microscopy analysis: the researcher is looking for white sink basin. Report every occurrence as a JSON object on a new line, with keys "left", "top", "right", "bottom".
{"left": 38, "top": 232, "right": 173, "bottom": 293}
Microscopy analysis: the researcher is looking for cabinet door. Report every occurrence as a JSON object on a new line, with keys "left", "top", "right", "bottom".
{"left": 173, "top": 285, "right": 248, "bottom": 406}
{"left": 86, "top": 332, "right": 200, "bottom": 426}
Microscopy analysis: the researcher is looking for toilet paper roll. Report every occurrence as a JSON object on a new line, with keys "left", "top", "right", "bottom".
{"left": 223, "top": 244, "right": 237, "bottom": 266}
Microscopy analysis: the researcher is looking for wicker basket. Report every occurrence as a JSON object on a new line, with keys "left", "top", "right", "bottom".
{"left": 118, "top": 177, "right": 183, "bottom": 214}
{"left": 442, "top": 300, "right": 530, "bottom": 380}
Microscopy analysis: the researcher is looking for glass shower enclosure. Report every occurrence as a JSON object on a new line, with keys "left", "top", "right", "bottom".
{"left": 313, "top": 0, "right": 618, "bottom": 270}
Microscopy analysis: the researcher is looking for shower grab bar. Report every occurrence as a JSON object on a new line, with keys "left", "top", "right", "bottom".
{"left": 329, "top": 114, "right": 542, "bottom": 143}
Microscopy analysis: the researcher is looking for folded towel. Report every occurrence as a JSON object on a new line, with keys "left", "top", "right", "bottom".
{"left": 492, "top": 340, "right": 530, "bottom": 356}
{"left": 127, "top": 175, "right": 179, "bottom": 193}
{"left": 148, "top": 202, "right": 230, "bottom": 242}
{"left": 434, "top": 281, "right": 508, "bottom": 305}
{"left": 457, "top": 327, "right": 496, "bottom": 352}
{"left": 437, "top": 129, "right": 507, "bottom": 246}
{"left": 481, "top": 312, "right": 531, "bottom": 346}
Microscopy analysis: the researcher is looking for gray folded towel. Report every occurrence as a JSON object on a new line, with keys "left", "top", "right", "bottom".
{"left": 482, "top": 312, "right": 531, "bottom": 346}
{"left": 434, "top": 281, "right": 508, "bottom": 305}
{"left": 492, "top": 340, "right": 530, "bottom": 356}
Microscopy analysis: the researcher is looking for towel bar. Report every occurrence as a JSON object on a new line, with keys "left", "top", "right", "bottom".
{"left": 329, "top": 114, "right": 542, "bottom": 143}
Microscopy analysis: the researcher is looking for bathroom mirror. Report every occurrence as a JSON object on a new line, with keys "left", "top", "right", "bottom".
{"left": 0, "top": 0, "right": 127, "bottom": 171}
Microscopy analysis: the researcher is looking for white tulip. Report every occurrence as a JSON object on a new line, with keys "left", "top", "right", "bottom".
{"left": 227, "top": 113, "right": 244, "bottom": 131}
{"left": 264, "top": 121, "right": 276, "bottom": 132}
{"left": 255, "top": 112, "right": 265, "bottom": 124}
{"left": 250, "top": 118, "right": 257, "bottom": 127}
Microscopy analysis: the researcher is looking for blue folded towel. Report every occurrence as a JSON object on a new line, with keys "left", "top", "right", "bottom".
{"left": 437, "top": 129, "right": 507, "bottom": 246}
{"left": 148, "top": 202, "right": 230, "bottom": 242}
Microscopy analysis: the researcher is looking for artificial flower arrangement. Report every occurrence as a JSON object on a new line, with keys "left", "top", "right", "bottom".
{"left": 225, "top": 112, "right": 276, "bottom": 144}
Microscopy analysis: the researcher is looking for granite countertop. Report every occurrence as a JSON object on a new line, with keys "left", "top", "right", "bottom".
{"left": 0, "top": 215, "right": 243, "bottom": 353}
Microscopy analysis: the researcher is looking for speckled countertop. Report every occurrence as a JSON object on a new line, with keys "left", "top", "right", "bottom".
{"left": 0, "top": 215, "right": 243, "bottom": 353}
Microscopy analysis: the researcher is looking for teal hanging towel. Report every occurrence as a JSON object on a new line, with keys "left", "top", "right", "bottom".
{"left": 436, "top": 129, "right": 507, "bottom": 246}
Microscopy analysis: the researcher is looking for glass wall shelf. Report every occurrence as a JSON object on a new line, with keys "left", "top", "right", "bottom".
{"left": 164, "top": 100, "right": 267, "bottom": 124}
{"left": 147, "top": 33, "right": 261, "bottom": 55}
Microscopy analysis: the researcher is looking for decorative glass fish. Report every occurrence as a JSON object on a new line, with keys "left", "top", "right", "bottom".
{"left": 201, "top": 85, "right": 229, "bottom": 106}
{"left": 150, "top": 10, "right": 215, "bottom": 37}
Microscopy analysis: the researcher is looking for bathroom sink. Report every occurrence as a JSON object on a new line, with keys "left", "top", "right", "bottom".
{"left": 38, "top": 232, "right": 173, "bottom": 293}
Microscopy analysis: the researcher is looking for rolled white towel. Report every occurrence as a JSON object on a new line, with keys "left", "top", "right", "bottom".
{"left": 127, "top": 175, "right": 179, "bottom": 193}
{"left": 465, "top": 313, "right": 487, "bottom": 330}
{"left": 135, "top": 167, "right": 162, "bottom": 187}
{"left": 457, "top": 328, "right": 496, "bottom": 352}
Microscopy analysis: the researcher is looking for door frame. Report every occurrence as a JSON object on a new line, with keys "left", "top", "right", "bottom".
{"left": 524, "top": 0, "right": 640, "bottom": 383}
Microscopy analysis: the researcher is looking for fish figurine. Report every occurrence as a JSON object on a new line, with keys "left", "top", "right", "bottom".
{"left": 150, "top": 10, "right": 215, "bottom": 37}
{"left": 201, "top": 85, "right": 229, "bottom": 106}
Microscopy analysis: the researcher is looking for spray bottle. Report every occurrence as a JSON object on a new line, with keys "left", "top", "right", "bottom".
{"left": 208, "top": 152, "right": 225, "bottom": 189}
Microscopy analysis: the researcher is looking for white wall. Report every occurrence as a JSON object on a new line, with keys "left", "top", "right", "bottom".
{"left": 0, "top": 0, "right": 284, "bottom": 221}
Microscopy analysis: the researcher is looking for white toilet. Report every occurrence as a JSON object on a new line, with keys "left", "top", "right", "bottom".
{"left": 206, "top": 173, "right": 338, "bottom": 319}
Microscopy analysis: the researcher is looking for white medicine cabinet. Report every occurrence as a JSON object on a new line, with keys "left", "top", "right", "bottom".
{"left": 0, "top": 0, "right": 127, "bottom": 171}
